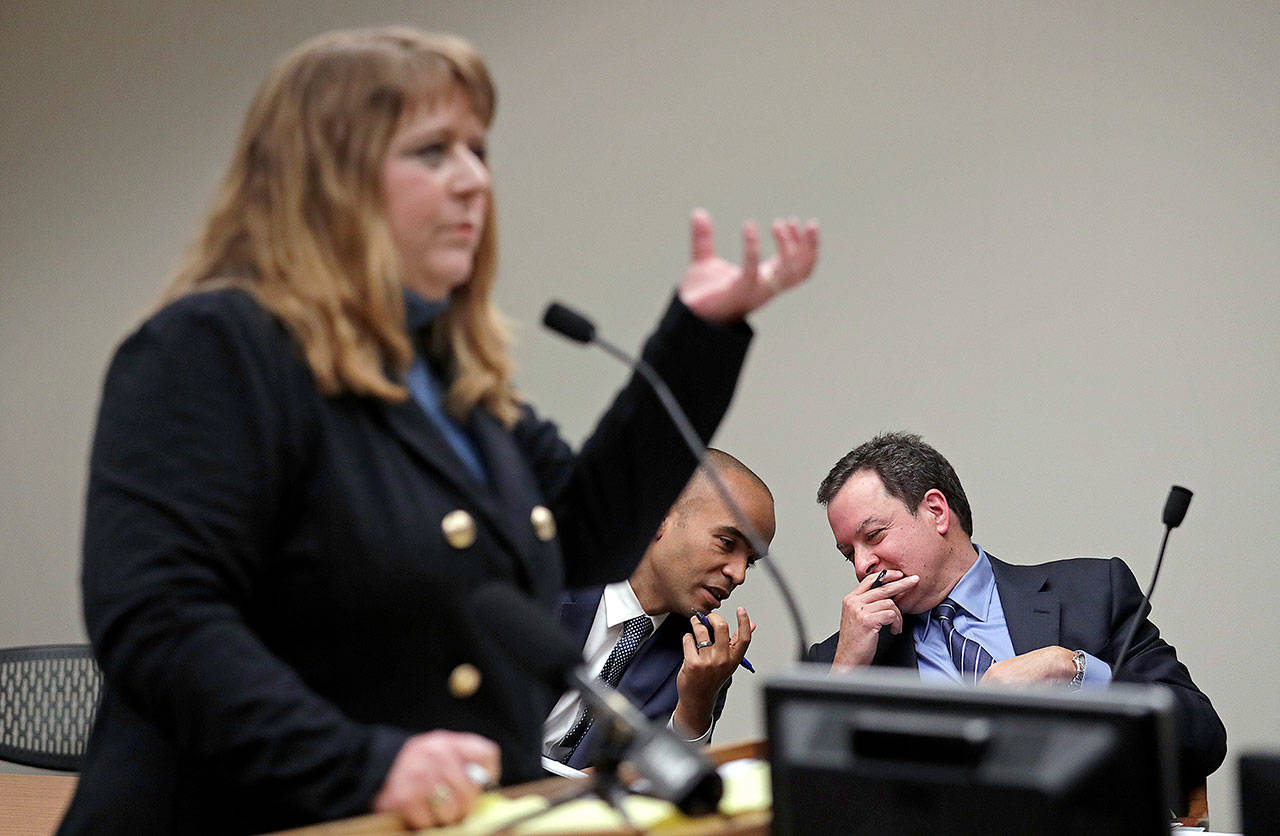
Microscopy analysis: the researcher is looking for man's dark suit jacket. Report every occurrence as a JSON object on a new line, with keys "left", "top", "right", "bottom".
{"left": 807, "top": 554, "right": 1226, "bottom": 796}
{"left": 60, "top": 290, "right": 750, "bottom": 835}
{"left": 554, "top": 586, "right": 730, "bottom": 770}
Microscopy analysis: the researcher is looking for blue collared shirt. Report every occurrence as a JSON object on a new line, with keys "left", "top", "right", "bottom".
{"left": 913, "top": 544, "right": 1111, "bottom": 689}
{"left": 402, "top": 289, "right": 489, "bottom": 484}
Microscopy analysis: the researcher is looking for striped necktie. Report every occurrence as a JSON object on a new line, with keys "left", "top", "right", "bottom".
{"left": 933, "top": 598, "right": 995, "bottom": 685}
{"left": 552, "top": 615, "right": 654, "bottom": 763}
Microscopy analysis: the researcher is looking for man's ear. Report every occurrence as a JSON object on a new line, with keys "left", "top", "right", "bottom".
{"left": 922, "top": 489, "right": 950, "bottom": 535}
{"left": 654, "top": 513, "right": 673, "bottom": 542}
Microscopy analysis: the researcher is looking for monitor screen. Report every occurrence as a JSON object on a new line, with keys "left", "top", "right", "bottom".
{"left": 1240, "top": 751, "right": 1280, "bottom": 835}
{"left": 766, "top": 667, "right": 1177, "bottom": 836}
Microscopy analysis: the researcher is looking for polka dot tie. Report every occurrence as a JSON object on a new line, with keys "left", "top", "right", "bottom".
{"left": 552, "top": 615, "right": 654, "bottom": 763}
{"left": 934, "top": 598, "right": 995, "bottom": 685}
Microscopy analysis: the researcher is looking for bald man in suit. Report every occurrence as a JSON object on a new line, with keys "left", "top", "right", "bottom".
{"left": 544, "top": 450, "right": 774, "bottom": 770}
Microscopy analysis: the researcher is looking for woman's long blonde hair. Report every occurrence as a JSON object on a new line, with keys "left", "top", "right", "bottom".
{"left": 165, "top": 27, "right": 518, "bottom": 424}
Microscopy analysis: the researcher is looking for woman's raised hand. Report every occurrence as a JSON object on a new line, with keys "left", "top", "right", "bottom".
{"left": 677, "top": 208, "right": 819, "bottom": 324}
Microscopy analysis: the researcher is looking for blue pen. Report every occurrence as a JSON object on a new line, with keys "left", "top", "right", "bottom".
{"left": 693, "top": 610, "right": 756, "bottom": 674}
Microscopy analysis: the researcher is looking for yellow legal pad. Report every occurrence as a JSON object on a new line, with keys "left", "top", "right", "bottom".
{"left": 428, "top": 758, "right": 771, "bottom": 835}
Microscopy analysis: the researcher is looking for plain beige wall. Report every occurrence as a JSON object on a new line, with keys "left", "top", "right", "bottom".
{"left": 3, "top": 1, "right": 1277, "bottom": 829}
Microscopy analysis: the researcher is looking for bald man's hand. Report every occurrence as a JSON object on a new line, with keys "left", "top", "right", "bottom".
{"left": 673, "top": 607, "right": 753, "bottom": 738}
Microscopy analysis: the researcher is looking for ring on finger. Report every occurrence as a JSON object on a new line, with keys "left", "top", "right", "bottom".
{"left": 696, "top": 639, "right": 713, "bottom": 649}
{"left": 429, "top": 784, "right": 453, "bottom": 809}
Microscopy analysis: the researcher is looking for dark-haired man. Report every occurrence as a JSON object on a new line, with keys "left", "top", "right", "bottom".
{"left": 544, "top": 449, "right": 775, "bottom": 770}
{"left": 808, "top": 432, "right": 1225, "bottom": 795}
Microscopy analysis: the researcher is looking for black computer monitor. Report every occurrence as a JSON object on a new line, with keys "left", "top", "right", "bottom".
{"left": 1240, "top": 751, "right": 1280, "bottom": 836}
{"left": 766, "top": 667, "right": 1177, "bottom": 836}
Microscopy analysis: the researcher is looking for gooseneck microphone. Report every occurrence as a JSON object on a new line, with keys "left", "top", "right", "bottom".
{"left": 466, "top": 583, "right": 723, "bottom": 816}
{"left": 542, "top": 303, "right": 596, "bottom": 344}
{"left": 541, "top": 300, "right": 812, "bottom": 662}
{"left": 1112, "top": 485, "right": 1194, "bottom": 673}
{"left": 1162, "top": 485, "right": 1193, "bottom": 528}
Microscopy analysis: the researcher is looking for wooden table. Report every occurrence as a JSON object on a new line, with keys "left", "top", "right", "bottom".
{"left": 0, "top": 773, "right": 78, "bottom": 836}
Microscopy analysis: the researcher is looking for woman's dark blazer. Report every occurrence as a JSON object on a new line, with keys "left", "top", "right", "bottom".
{"left": 59, "top": 288, "right": 751, "bottom": 834}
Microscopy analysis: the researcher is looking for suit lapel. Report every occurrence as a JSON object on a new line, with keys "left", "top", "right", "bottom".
{"left": 989, "top": 554, "right": 1060, "bottom": 654}
{"left": 560, "top": 588, "right": 605, "bottom": 653}
{"left": 380, "top": 398, "right": 504, "bottom": 515}
{"left": 615, "top": 615, "right": 686, "bottom": 711}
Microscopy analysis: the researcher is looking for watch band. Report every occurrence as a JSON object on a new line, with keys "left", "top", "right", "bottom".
{"left": 1067, "top": 649, "right": 1086, "bottom": 690}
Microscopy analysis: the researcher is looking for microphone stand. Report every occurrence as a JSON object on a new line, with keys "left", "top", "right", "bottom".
{"left": 1113, "top": 486, "right": 1193, "bottom": 673}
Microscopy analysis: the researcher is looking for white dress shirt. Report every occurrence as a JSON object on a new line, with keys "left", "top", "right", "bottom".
{"left": 542, "top": 581, "right": 713, "bottom": 759}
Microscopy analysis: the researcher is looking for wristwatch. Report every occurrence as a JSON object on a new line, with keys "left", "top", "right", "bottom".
{"left": 1067, "top": 650, "right": 1086, "bottom": 690}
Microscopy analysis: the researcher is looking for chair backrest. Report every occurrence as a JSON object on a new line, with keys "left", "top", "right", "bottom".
{"left": 0, "top": 644, "right": 102, "bottom": 771}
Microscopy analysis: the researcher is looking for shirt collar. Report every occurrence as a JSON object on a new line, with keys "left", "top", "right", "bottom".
{"left": 602, "top": 581, "right": 667, "bottom": 632}
{"left": 403, "top": 287, "right": 448, "bottom": 338}
{"left": 917, "top": 542, "right": 994, "bottom": 639}
{"left": 947, "top": 543, "right": 996, "bottom": 621}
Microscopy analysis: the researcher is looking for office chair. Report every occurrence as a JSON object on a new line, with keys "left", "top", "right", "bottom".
{"left": 0, "top": 644, "right": 102, "bottom": 771}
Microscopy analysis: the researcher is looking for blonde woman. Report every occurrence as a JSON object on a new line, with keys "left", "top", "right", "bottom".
{"left": 62, "top": 27, "right": 817, "bottom": 834}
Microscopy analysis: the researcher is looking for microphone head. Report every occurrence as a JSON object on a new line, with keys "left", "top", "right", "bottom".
{"left": 465, "top": 582, "right": 583, "bottom": 686}
{"left": 1162, "top": 485, "right": 1193, "bottom": 528}
{"left": 542, "top": 302, "right": 596, "bottom": 344}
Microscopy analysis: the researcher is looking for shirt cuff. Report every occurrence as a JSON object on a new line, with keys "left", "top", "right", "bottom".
{"left": 667, "top": 713, "right": 716, "bottom": 746}
{"left": 1079, "top": 651, "right": 1113, "bottom": 689}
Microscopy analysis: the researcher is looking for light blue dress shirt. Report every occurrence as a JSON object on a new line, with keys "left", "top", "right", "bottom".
{"left": 913, "top": 544, "right": 1111, "bottom": 689}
